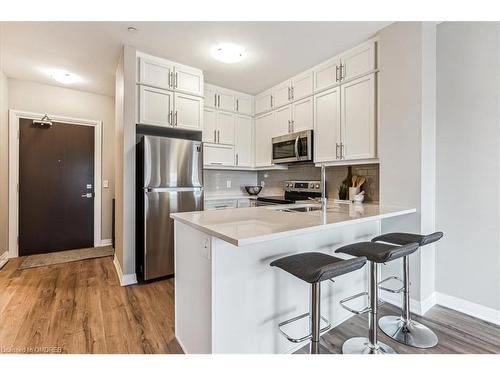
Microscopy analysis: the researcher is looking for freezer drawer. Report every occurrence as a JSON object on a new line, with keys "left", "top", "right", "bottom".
{"left": 143, "top": 188, "right": 203, "bottom": 280}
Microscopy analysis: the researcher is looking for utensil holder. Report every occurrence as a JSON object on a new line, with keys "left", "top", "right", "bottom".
{"left": 349, "top": 187, "right": 360, "bottom": 201}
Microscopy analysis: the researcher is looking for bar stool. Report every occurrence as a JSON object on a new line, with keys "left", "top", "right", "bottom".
{"left": 335, "top": 241, "right": 420, "bottom": 354}
{"left": 270, "top": 252, "right": 367, "bottom": 354}
{"left": 371, "top": 232, "right": 443, "bottom": 348}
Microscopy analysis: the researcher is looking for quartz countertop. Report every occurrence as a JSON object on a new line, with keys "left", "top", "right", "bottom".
{"left": 171, "top": 203, "right": 416, "bottom": 246}
{"left": 204, "top": 194, "right": 257, "bottom": 201}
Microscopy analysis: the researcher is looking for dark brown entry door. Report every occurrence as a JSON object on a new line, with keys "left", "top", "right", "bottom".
{"left": 19, "top": 118, "right": 95, "bottom": 255}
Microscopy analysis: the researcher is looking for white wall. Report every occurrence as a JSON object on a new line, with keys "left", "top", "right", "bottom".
{"left": 378, "top": 22, "right": 437, "bottom": 307}
{"left": 6, "top": 78, "right": 115, "bottom": 242}
{"left": 436, "top": 22, "right": 500, "bottom": 311}
{"left": 0, "top": 65, "right": 8, "bottom": 255}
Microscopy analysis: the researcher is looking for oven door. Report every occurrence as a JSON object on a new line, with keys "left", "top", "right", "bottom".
{"left": 272, "top": 130, "right": 313, "bottom": 164}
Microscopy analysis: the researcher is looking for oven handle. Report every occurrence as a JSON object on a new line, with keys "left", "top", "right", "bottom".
{"left": 294, "top": 136, "right": 300, "bottom": 160}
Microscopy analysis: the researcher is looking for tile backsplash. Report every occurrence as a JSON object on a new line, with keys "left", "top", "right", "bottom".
{"left": 204, "top": 170, "right": 258, "bottom": 195}
{"left": 257, "top": 163, "right": 379, "bottom": 202}
{"left": 204, "top": 163, "right": 379, "bottom": 202}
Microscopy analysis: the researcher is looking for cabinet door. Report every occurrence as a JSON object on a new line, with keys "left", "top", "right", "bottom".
{"left": 204, "top": 86, "right": 218, "bottom": 109}
{"left": 255, "top": 91, "right": 273, "bottom": 115}
{"left": 174, "top": 65, "right": 204, "bottom": 96}
{"left": 313, "top": 56, "right": 341, "bottom": 93}
{"left": 203, "top": 108, "right": 217, "bottom": 143}
{"left": 340, "top": 41, "right": 376, "bottom": 82}
{"left": 292, "top": 97, "right": 313, "bottom": 132}
{"left": 203, "top": 144, "right": 235, "bottom": 166}
{"left": 138, "top": 57, "right": 173, "bottom": 90}
{"left": 217, "top": 92, "right": 235, "bottom": 112}
{"left": 255, "top": 112, "right": 275, "bottom": 167}
{"left": 313, "top": 86, "right": 341, "bottom": 163}
{"left": 174, "top": 93, "right": 203, "bottom": 131}
{"left": 235, "top": 96, "right": 252, "bottom": 116}
{"left": 217, "top": 111, "right": 235, "bottom": 145}
{"left": 138, "top": 85, "right": 173, "bottom": 127}
{"left": 273, "top": 80, "right": 292, "bottom": 108}
{"left": 235, "top": 115, "right": 253, "bottom": 167}
{"left": 291, "top": 71, "right": 313, "bottom": 101}
{"left": 341, "top": 74, "right": 376, "bottom": 160}
{"left": 274, "top": 105, "right": 293, "bottom": 135}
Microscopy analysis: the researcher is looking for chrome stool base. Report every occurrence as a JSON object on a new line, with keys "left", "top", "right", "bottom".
{"left": 342, "top": 337, "right": 397, "bottom": 354}
{"left": 379, "top": 316, "right": 438, "bottom": 348}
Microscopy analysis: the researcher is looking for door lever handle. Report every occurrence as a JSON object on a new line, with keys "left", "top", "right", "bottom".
{"left": 81, "top": 193, "right": 93, "bottom": 198}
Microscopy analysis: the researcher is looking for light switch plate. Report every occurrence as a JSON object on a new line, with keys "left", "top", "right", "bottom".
{"left": 103, "top": 180, "right": 109, "bottom": 188}
{"left": 226, "top": 180, "right": 231, "bottom": 188}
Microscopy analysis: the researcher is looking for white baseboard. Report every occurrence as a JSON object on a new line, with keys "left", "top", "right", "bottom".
{"left": 112, "top": 255, "right": 137, "bottom": 286}
{"left": 435, "top": 292, "right": 500, "bottom": 326}
{"left": 99, "top": 239, "right": 113, "bottom": 247}
{"left": 0, "top": 251, "right": 8, "bottom": 270}
{"left": 379, "top": 290, "right": 436, "bottom": 316}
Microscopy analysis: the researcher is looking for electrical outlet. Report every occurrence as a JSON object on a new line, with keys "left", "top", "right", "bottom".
{"left": 226, "top": 180, "right": 232, "bottom": 188}
{"left": 260, "top": 181, "right": 265, "bottom": 187}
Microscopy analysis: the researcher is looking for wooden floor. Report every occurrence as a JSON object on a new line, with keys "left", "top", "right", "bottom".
{"left": 295, "top": 302, "right": 500, "bottom": 354}
{"left": 0, "top": 256, "right": 182, "bottom": 354}
{"left": 1, "top": 256, "right": 498, "bottom": 354}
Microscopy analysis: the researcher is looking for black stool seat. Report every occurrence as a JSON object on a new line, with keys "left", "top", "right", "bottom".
{"left": 335, "top": 241, "right": 419, "bottom": 263}
{"left": 371, "top": 232, "right": 443, "bottom": 247}
{"left": 270, "top": 252, "right": 366, "bottom": 284}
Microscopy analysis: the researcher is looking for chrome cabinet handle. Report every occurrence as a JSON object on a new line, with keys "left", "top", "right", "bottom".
{"left": 336, "top": 143, "right": 339, "bottom": 159}
{"left": 341, "top": 64, "right": 345, "bottom": 80}
{"left": 214, "top": 129, "right": 216, "bottom": 143}
{"left": 291, "top": 87, "right": 294, "bottom": 100}
{"left": 336, "top": 65, "right": 340, "bottom": 82}
{"left": 291, "top": 120, "right": 294, "bottom": 132}
{"left": 175, "top": 72, "right": 178, "bottom": 88}
{"left": 288, "top": 120, "right": 291, "bottom": 133}
{"left": 217, "top": 130, "right": 220, "bottom": 143}
{"left": 168, "top": 111, "right": 172, "bottom": 125}
{"left": 287, "top": 87, "right": 291, "bottom": 101}
{"left": 236, "top": 153, "right": 239, "bottom": 166}
{"left": 340, "top": 143, "right": 345, "bottom": 159}
{"left": 210, "top": 162, "right": 223, "bottom": 165}
{"left": 214, "top": 94, "right": 217, "bottom": 107}
{"left": 169, "top": 72, "right": 173, "bottom": 88}
{"left": 217, "top": 94, "right": 220, "bottom": 108}
{"left": 175, "top": 110, "right": 178, "bottom": 126}
{"left": 236, "top": 99, "right": 239, "bottom": 111}
{"left": 270, "top": 95, "right": 273, "bottom": 108}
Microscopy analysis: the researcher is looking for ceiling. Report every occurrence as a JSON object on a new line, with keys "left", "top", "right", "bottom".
{"left": 0, "top": 22, "right": 391, "bottom": 96}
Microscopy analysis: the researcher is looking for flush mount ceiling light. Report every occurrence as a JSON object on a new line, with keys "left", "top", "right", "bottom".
{"left": 211, "top": 43, "right": 246, "bottom": 64}
{"left": 47, "top": 69, "right": 81, "bottom": 85}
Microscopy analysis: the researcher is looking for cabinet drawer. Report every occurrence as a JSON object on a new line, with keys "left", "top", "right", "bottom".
{"left": 203, "top": 144, "right": 235, "bottom": 166}
{"left": 205, "top": 199, "right": 238, "bottom": 210}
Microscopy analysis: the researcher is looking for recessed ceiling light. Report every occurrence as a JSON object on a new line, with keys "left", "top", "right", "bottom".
{"left": 127, "top": 26, "right": 138, "bottom": 33}
{"left": 47, "top": 69, "right": 80, "bottom": 85}
{"left": 211, "top": 43, "right": 246, "bottom": 64}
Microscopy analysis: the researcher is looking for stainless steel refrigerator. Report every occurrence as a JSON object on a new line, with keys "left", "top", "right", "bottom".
{"left": 136, "top": 135, "right": 203, "bottom": 281}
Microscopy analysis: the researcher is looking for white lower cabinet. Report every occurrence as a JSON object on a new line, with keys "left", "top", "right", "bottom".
{"left": 204, "top": 144, "right": 235, "bottom": 166}
{"left": 341, "top": 74, "right": 376, "bottom": 160}
{"left": 255, "top": 111, "right": 275, "bottom": 167}
{"left": 234, "top": 115, "right": 253, "bottom": 167}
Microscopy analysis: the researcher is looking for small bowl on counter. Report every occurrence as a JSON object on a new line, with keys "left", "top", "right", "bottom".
{"left": 244, "top": 186, "right": 263, "bottom": 196}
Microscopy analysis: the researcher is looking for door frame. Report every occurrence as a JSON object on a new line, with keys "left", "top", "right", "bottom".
{"left": 8, "top": 109, "right": 102, "bottom": 258}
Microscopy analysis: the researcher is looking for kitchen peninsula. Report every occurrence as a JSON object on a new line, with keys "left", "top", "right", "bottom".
{"left": 171, "top": 202, "right": 415, "bottom": 354}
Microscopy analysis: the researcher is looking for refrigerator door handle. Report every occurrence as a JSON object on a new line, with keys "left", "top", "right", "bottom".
{"left": 145, "top": 187, "right": 204, "bottom": 193}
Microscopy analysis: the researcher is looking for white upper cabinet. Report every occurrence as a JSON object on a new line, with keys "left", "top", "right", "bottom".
{"left": 272, "top": 80, "right": 292, "bottom": 109}
{"left": 203, "top": 108, "right": 217, "bottom": 143}
{"left": 255, "top": 90, "right": 274, "bottom": 115}
{"left": 313, "top": 56, "right": 341, "bottom": 93}
{"left": 291, "top": 71, "right": 313, "bottom": 101}
{"left": 235, "top": 115, "right": 253, "bottom": 167}
{"left": 217, "top": 92, "right": 235, "bottom": 112}
{"left": 173, "top": 92, "right": 203, "bottom": 130}
{"left": 339, "top": 40, "right": 376, "bottom": 82}
{"left": 138, "top": 57, "right": 174, "bottom": 90}
{"left": 235, "top": 95, "right": 253, "bottom": 116}
{"left": 137, "top": 53, "right": 204, "bottom": 97}
{"left": 138, "top": 85, "right": 174, "bottom": 127}
{"left": 292, "top": 97, "right": 314, "bottom": 132}
{"left": 274, "top": 105, "right": 293, "bottom": 135}
{"left": 340, "top": 73, "right": 376, "bottom": 160}
{"left": 313, "top": 86, "right": 341, "bottom": 163}
{"left": 216, "top": 111, "right": 235, "bottom": 145}
{"left": 204, "top": 86, "right": 218, "bottom": 109}
{"left": 255, "top": 111, "right": 275, "bottom": 167}
{"left": 203, "top": 144, "right": 235, "bottom": 166}
{"left": 174, "top": 64, "right": 204, "bottom": 96}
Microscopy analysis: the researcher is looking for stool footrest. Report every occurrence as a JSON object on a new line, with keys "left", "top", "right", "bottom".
{"left": 339, "top": 292, "right": 371, "bottom": 315}
{"left": 378, "top": 276, "right": 405, "bottom": 294}
{"left": 278, "top": 312, "right": 331, "bottom": 343}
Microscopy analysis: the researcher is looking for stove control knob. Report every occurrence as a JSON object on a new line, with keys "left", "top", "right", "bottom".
{"left": 309, "top": 183, "right": 314, "bottom": 188}
{"left": 315, "top": 184, "right": 320, "bottom": 189}
{"left": 285, "top": 183, "right": 289, "bottom": 188}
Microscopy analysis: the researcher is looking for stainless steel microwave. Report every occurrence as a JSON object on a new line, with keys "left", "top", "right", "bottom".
{"left": 272, "top": 130, "right": 313, "bottom": 164}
